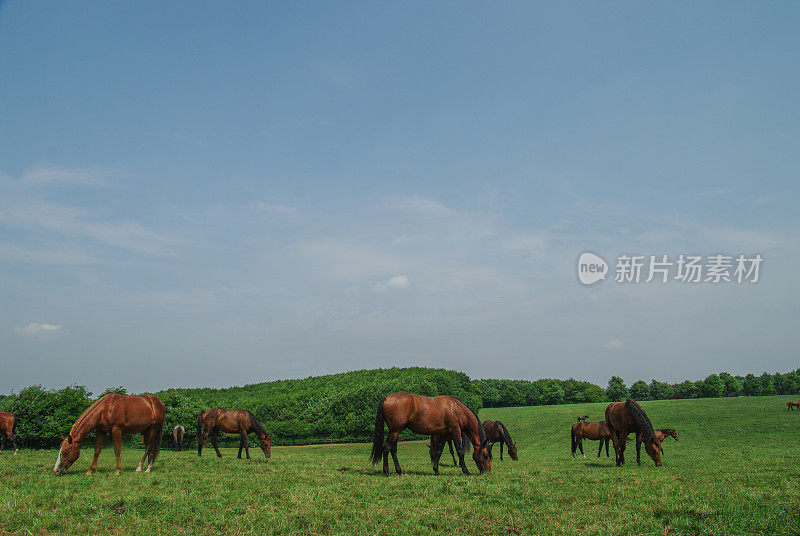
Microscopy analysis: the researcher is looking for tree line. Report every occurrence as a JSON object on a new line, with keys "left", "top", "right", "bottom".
{"left": 1, "top": 367, "right": 797, "bottom": 449}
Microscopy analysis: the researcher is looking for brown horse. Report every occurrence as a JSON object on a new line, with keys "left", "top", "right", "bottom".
{"left": 787, "top": 401, "right": 800, "bottom": 411}
{"left": 605, "top": 399, "right": 662, "bottom": 467}
{"left": 173, "top": 425, "right": 185, "bottom": 451}
{"left": 427, "top": 436, "right": 458, "bottom": 466}
{"left": 429, "top": 420, "right": 517, "bottom": 464}
{"left": 654, "top": 428, "right": 678, "bottom": 453}
{"left": 54, "top": 393, "right": 165, "bottom": 475}
{"left": 571, "top": 420, "right": 611, "bottom": 458}
{"left": 370, "top": 392, "right": 491, "bottom": 476}
{"left": 196, "top": 409, "right": 271, "bottom": 460}
{"left": 0, "top": 412, "right": 19, "bottom": 455}
{"left": 483, "top": 420, "right": 518, "bottom": 461}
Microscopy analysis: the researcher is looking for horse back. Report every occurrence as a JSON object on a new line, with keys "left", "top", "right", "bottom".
{"left": 98, "top": 394, "right": 165, "bottom": 432}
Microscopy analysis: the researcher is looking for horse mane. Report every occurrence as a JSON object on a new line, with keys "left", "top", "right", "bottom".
{"left": 625, "top": 399, "right": 656, "bottom": 441}
{"left": 466, "top": 405, "right": 487, "bottom": 447}
{"left": 496, "top": 420, "right": 513, "bottom": 446}
{"left": 656, "top": 428, "right": 674, "bottom": 434}
{"left": 247, "top": 411, "right": 269, "bottom": 438}
{"left": 69, "top": 394, "right": 115, "bottom": 436}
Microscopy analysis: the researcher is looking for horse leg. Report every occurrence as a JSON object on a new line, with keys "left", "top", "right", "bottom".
{"left": 605, "top": 438, "right": 610, "bottom": 457}
{"left": 211, "top": 430, "right": 222, "bottom": 458}
{"left": 86, "top": 430, "right": 106, "bottom": 475}
{"left": 241, "top": 431, "right": 250, "bottom": 459}
{"left": 112, "top": 427, "right": 123, "bottom": 475}
{"left": 578, "top": 436, "right": 585, "bottom": 458}
{"left": 610, "top": 431, "right": 622, "bottom": 466}
{"left": 448, "top": 439, "right": 457, "bottom": 466}
{"left": 635, "top": 432, "right": 642, "bottom": 466}
{"left": 136, "top": 429, "right": 150, "bottom": 472}
{"left": 597, "top": 439, "right": 603, "bottom": 458}
{"left": 500, "top": 440, "right": 504, "bottom": 461}
{"left": 432, "top": 436, "right": 447, "bottom": 475}
{"left": 237, "top": 433, "right": 244, "bottom": 459}
{"left": 618, "top": 433, "right": 626, "bottom": 466}
{"left": 387, "top": 430, "right": 402, "bottom": 475}
{"left": 453, "top": 432, "right": 471, "bottom": 475}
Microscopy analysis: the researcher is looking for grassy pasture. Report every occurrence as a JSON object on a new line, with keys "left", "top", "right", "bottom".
{"left": 1, "top": 395, "right": 798, "bottom": 535}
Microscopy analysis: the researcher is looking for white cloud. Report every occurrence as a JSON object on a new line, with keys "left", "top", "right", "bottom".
{"left": 605, "top": 339, "right": 623, "bottom": 349}
{"left": 374, "top": 275, "right": 412, "bottom": 293}
{"left": 16, "top": 322, "right": 67, "bottom": 339}
{"left": 384, "top": 195, "right": 456, "bottom": 218}
{"left": 0, "top": 200, "right": 178, "bottom": 255}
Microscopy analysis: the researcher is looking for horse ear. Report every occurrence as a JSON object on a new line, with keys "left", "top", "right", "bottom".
{"left": 67, "top": 435, "right": 73, "bottom": 444}
{"left": 60, "top": 435, "right": 66, "bottom": 441}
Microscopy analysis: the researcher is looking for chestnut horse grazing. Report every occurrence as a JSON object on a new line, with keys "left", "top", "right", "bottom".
{"left": 483, "top": 420, "right": 518, "bottom": 461}
{"left": 571, "top": 420, "right": 611, "bottom": 458}
{"left": 371, "top": 392, "right": 491, "bottom": 476}
{"left": 197, "top": 409, "right": 271, "bottom": 460}
{"left": 605, "top": 399, "right": 662, "bottom": 466}
{"left": 173, "top": 425, "right": 185, "bottom": 451}
{"left": 787, "top": 401, "right": 800, "bottom": 411}
{"left": 0, "top": 412, "right": 19, "bottom": 455}
{"left": 54, "top": 393, "right": 165, "bottom": 475}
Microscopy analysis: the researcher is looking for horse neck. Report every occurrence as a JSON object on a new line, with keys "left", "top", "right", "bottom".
{"left": 70, "top": 403, "right": 102, "bottom": 444}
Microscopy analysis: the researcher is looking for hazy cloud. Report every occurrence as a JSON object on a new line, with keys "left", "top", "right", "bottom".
{"left": 374, "top": 275, "right": 411, "bottom": 293}
{"left": 16, "top": 322, "right": 66, "bottom": 339}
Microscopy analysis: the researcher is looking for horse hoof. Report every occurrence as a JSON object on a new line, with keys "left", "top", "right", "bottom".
{"left": 86, "top": 470, "right": 93, "bottom": 475}
{"left": 114, "top": 470, "right": 120, "bottom": 476}
{"left": 135, "top": 466, "right": 142, "bottom": 472}
{"left": 582, "top": 455, "right": 586, "bottom": 459}
{"left": 144, "top": 468, "right": 151, "bottom": 473}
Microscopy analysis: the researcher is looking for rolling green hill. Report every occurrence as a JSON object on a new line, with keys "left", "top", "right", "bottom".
{"left": 2, "top": 395, "right": 798, "bottom": 535}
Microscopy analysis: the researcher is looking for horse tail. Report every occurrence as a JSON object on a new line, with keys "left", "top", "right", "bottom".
{"left": 370, "top": 398, "right": 386, "bottom": 464}
{"left": 625, "top": 399, "right": 655, "bottom": 440}
{"left": 571, "top": 425, "right": 577, "bottom": 455}
{"left": 148, "top": 423, "right": 163, "bottom": 467}
{"left": 196, "top": 410, "right": 205, "bottom": 443}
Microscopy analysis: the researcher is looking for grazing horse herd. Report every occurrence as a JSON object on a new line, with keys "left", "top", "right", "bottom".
{"left": 0, "top": 393, "right": 796, "bottom": 475}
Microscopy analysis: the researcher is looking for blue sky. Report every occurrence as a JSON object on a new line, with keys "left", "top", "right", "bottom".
{"left": 1, "top": 2, "right": 798, "bottom": 394}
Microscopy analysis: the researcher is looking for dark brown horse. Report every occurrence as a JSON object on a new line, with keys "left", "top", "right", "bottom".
{"left": 787, "top": 401, "right": 800, "bottom": 411}
{"left": 173, "top": 425, "right": 185, "bottom": 451}
{"left": 429, "top": 420, "right": 517, "bottom": 464}
{"left": 576, "top": 415, "right": 590, "bottom": 422}
{"left": 54, "top": 393, "right": 165, "bottom": 475}
{"left": 370, "top": 392, "right": 491, "bottom": 475}
{"left": 571, "top": 420, "right": 611, "bottom": 458}
{"left": 605, "top": 399, "right": 662, "bottom": 467}
{"left": 427, "top": 436, "right": 458, "bottom": 466}
{"left": 0, "top": 412, "right": 19, "bottom": 455}
{"left": 197, "top": 409, "right": 271, "bottom": 460}
{"left": 483, "top": 420, "right": 518, "bottom": 461}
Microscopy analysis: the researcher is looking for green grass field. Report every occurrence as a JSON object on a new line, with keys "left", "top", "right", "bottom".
{"left": 1, "top": 395, "right": 798, "bottom": 535}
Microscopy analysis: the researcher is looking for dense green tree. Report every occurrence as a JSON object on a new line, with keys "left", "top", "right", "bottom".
{"left": 605, "top": 376, "right": 629, "bottom": 402}
{"left": 629, "top": 380, "right": 650, "bottom": 400}
{"left": 742, "top": 374, "right": 760, "bottom": 396}
{"left": 700, "top": 374, "right": 724, "bottom": 398}
{"left": 649, "top": 379, "right": 674, "bottom": 400}
{"left": 718, "top": 372, "right": 741, "bottom": 397}
{"left": 540, "top": 380, "right": 565, "bottom": 405}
